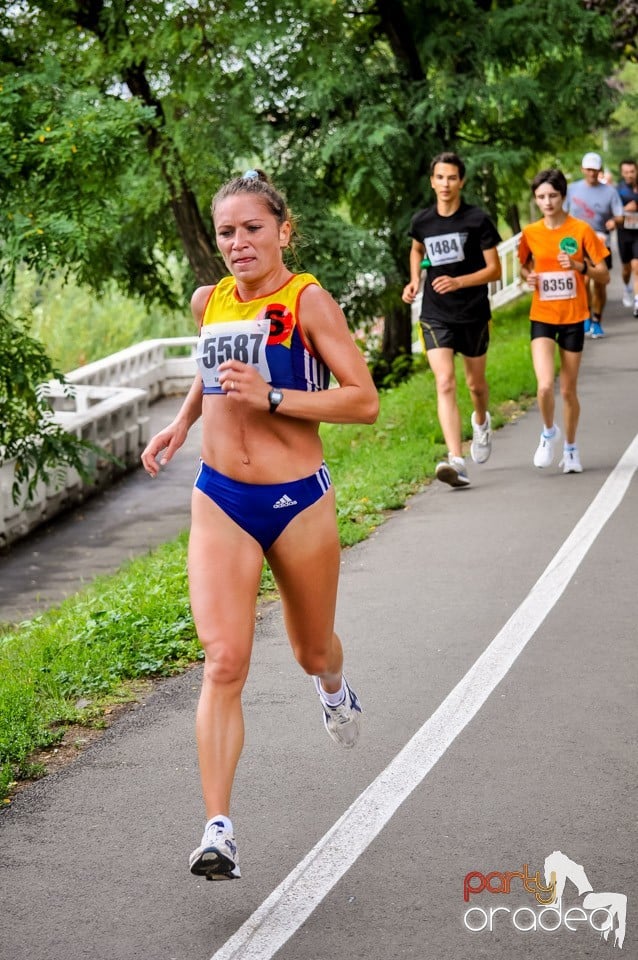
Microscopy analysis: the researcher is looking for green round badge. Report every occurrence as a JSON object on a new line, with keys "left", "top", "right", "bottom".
{"left": 421, "top": 258, "right": 431, "bottom": 269}
{"left": 559, "top": 237, "right": 578, "bottom": 255}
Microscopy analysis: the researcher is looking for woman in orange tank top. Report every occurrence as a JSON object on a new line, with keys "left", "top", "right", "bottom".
{"left": 518, "top": 169, "right": 609, "bottom": 474}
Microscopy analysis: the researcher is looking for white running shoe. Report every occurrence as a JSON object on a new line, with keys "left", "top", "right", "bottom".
{"left": 622, "top": 286, "right": 633, "bottom": 308}
{"left": 470, "top": 411, "right": 492, "bottom": 464}
{"left": 189, "top": 818, "right": 241, "bottom": 880}
{"left": 435, "top": 455, "right": 471, "bottom": 487}
{"left": 533, "top": 426, "right": 561, "bottom": 468}
{"left": 314, "top": 676, "right": 362, "bottom": 748}
{"left": 559, "top": 448, "right": 583, "bottom": 474}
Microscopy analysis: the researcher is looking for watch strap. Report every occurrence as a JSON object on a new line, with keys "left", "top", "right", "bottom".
{"left": 268, "top": 389, "right": 283, "bottom": 414}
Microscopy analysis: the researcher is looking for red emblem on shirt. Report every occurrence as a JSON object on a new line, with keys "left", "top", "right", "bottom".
{"left": 262, "top": 304, "right": 293, "bottom": 344}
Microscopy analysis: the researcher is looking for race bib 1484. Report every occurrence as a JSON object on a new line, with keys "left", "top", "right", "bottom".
{"left": 424, "top": 232, "right": 466, "bottom": 266}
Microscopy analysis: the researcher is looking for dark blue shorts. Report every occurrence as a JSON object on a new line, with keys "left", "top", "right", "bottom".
{"left": 194, "top": 460, "right": 332, "bottom": 552}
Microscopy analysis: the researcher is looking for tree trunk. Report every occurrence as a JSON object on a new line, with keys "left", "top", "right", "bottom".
{"left": 382, "top": 302, "right": 412, "bottom": 357}
{"left": 73, "top": 2, "right": 223, "bottom": 286}
{"left": 505, "top": 203, "right": 521, "bottom": 236}
{"left": 166, "top": 179, "right": 225, "bottom": 286}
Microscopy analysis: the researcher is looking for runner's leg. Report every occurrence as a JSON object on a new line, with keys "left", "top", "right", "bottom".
{"left": 426, "top": 347, "right": 463, "bottom": 458}
{"left": 188, "top": 488, "right": 264, "bottom": 818}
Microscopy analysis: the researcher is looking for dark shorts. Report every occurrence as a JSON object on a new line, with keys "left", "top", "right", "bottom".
{"left": 194, "top": 460, "right": 332, "bottom": 552}
{"left": 419, "top": 318, "right": 490, "bottom": 357}
{"left": 530, "top": 320, "right": 585, "bottom": 353}
{"left": 618, "top": 232, "right": 638, "bottom": 264}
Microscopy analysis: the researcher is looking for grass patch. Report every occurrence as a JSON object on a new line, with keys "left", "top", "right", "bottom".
{"left": 0, "top": 295, "right": 535, "bottom": 800}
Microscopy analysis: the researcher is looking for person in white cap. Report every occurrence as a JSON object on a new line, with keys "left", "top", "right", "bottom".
{"left": 564, "top": 152, "right": 624, "bottom": 338}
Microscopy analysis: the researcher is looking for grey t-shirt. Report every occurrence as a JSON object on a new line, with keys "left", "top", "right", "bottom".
{"left": 565, "top": 180, "right": 624, "bottom": 238}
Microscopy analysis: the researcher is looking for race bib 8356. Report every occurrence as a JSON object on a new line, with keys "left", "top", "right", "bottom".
{"left": 538, "top": 271, "right": 577, "bottom": 301}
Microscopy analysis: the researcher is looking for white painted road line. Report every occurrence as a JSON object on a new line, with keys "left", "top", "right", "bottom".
{"left": 210, "top": 434, "right": 638, "bottom": 960}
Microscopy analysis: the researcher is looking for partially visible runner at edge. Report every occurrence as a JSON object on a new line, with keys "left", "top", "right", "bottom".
{"left": 564, "top": 151, "right": 623, "bottom": 339}
{"left": 518, "top": 168, "right": 610, "bottom": 475}
{"left": 402, "top": 151, "right": 502, "bottom": 489}
{"left": 141, "top": 169, "right": 379, "bottom": 881}
{"left": 616, "top": 158, "right": 638, "bottom": 318}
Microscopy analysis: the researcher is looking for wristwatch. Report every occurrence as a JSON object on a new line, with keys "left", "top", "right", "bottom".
{"left": 580, "top": 260, "right": 588, "bottom": 274}
{"left": 268, "top": 388, "right": 284, "bottom": 414}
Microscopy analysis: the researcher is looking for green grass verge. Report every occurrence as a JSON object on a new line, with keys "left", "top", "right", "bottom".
{"left": 0, "top": 296, "right": 535, "bottom": 801}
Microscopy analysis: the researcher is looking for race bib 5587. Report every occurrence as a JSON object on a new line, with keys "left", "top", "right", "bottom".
{"left": 196, "top": 318, "right": 271, "bottom": 389}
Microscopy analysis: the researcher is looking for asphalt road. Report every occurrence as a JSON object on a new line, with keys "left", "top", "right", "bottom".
{"left": 1, "top": 292, "right": 637, "bottom": 960}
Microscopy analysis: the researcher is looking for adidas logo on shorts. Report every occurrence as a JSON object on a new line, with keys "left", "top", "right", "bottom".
{"left": 272, "top": 494, "right": 298, "bottom": 509}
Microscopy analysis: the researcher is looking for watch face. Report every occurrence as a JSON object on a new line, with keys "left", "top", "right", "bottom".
{"left": 271, "top": 390, "right": 283, "bottom": 403}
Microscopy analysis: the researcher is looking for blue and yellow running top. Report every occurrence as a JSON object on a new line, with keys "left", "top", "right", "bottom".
{"left": 195, "top": 272, "right": 332, "bottom": 395}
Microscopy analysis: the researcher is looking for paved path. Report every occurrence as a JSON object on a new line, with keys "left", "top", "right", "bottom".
{"left": 1, "top": 286, "right": 637, "bottom": 960}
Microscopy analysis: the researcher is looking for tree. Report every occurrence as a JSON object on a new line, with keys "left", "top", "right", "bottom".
{"left": 233, "top": 0, "right": 619, "bottom": 376}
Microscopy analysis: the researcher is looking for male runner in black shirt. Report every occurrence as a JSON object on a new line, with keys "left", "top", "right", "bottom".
{"left": 402, "top": 152, "right": 501, "bottom": 487}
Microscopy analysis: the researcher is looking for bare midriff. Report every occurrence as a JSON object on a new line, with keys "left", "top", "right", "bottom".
{"left": 199, "top": 395, "right": 324, "bottom": 483}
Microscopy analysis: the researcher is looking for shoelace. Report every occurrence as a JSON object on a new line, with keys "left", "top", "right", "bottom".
{"left": 205, "top": 825, "right": 229, "bottom": 846}
{"left": 326, "top": 694, "right": 356, "bottom": 724}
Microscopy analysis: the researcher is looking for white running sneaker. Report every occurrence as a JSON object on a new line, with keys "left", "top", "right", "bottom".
{"left": 435, "top": 455, "right": 471, "bottom": 487}
{"left": 622, "top": 285, "right": 633, "bottom": 308}
{"left": 470, "top": 411, "right": 492, "bottom": 464}
{"left": 533, "top": 426, "right": 561, "bottom": 468}
{"left": 559, "top": 448, "right": 583, "bottom": 474}
{"left": 189, "top": 818, "right": 241, "bottom": 880}
{"left": 314, "top": 676, "right": 362, "bottom": 748}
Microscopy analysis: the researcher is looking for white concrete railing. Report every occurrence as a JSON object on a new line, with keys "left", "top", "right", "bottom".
{"left": 64, "top": 336, "right": 198, "bottom": 396}
{"left": 0, "top": 338, "right": 198, "bottom": 548}
{"left": 412, "top": 232, "right": 523, "bottom": 349}
{"left": 488, "top": 232, "right": 523, "bottom": 308}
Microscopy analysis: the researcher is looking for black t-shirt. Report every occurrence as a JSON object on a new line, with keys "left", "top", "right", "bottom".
{"left": 408, "top": 201, "right": 502, "bottom": 324}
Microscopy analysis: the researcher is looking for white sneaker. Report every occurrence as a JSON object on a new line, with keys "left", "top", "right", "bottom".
{"left": 533, "top": 426, "right": 561, "bottom": 468}
{"left": 470, "top": 411, "right": 492, "bottom": 464}
{"left": 435, "top": 455, "right": 471, "bottom": 487}
{"left": 314, "top": 676, "right": 362, "bottom": 748}
{"left": 559, "top": 448, "right": 583, "bottom": 474}
{"left": 189, "top": 818, "right": 241, "bottom": 880}
{"left": 622, "top": 285, "right": 633, "bottom": 308}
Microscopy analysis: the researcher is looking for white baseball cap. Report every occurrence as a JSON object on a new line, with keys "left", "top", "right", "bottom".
{"left": 582, "top": 152, "right": 602, "bottom": 170}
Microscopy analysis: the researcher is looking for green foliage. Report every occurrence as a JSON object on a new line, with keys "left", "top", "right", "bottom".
{"left": 607, "top": 62, "right": 638, "bottom": 164}
{"left": 0, "top": 59, "right": 180, "bottom": 302}
{"left": 10, "top": 268, "right": 193, "bottom": 373}
{"left": 0, "top": 311, "right": 103, "bottom": 504}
